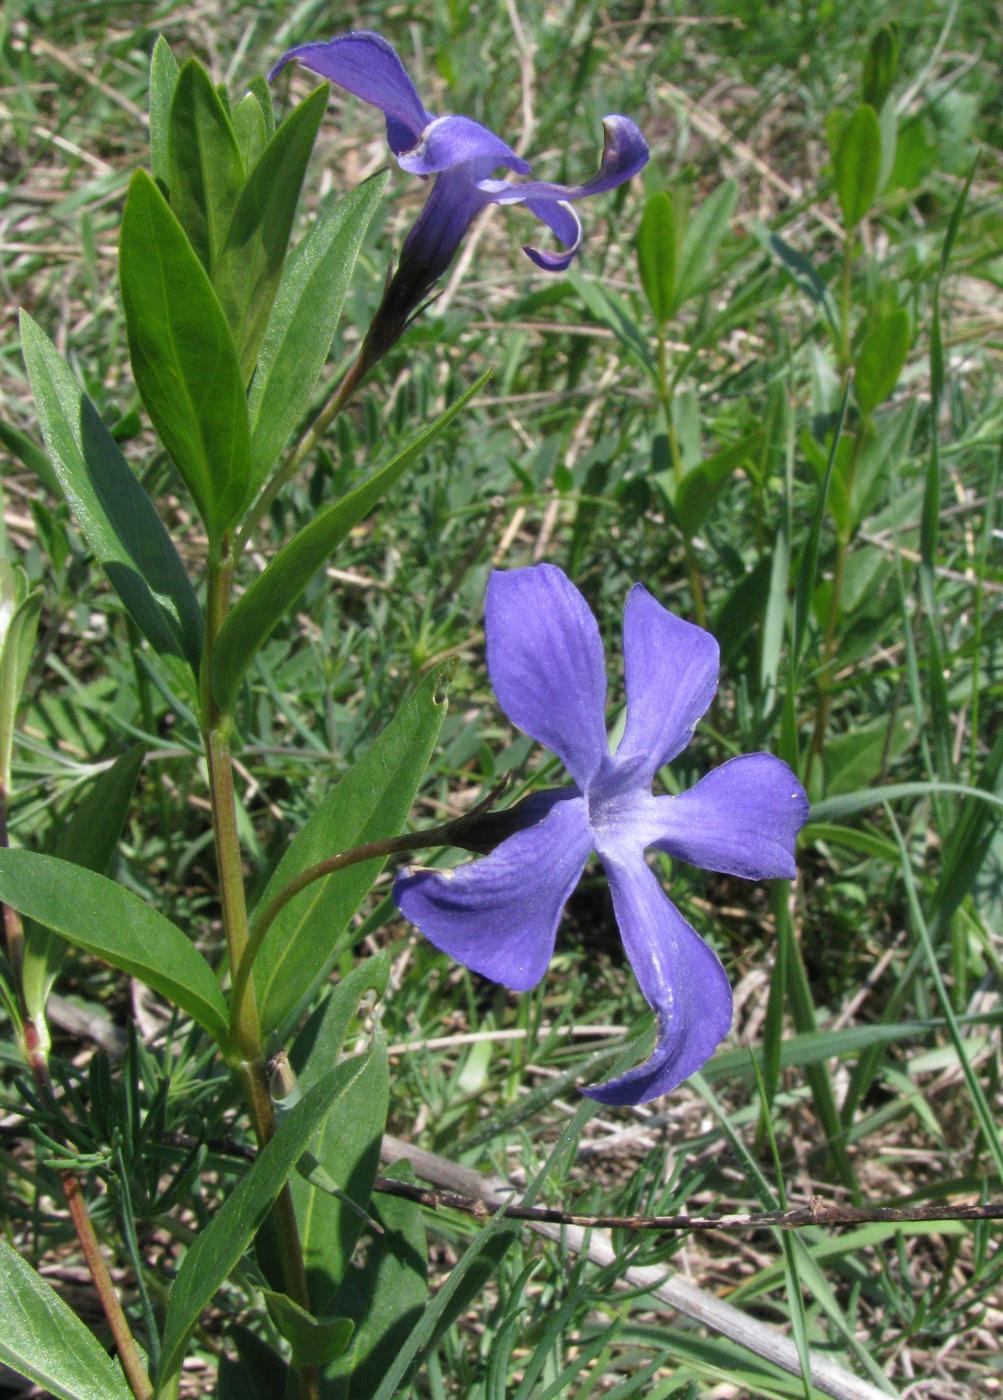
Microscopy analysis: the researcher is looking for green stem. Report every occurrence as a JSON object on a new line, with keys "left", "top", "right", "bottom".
{"left": 235, "top": 350, "right": 369, "bottom": 558}
{"left": 838, "top": 231, "right": 854, "bottom": 375}
{"left": 202, "top": 542, "right": 317, "bottom": 1400}
{"left": 656, "top": 328, "right": 707, "bottom": 628}
{"left": 230, "top": 808, "right": 494, "bottom": 1043}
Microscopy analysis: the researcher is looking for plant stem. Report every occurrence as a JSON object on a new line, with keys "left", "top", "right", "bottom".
{"left": 0, "top": 792, "right": 154, "bottom": 1398}
{"left": 202, "top": 540, "right": 318, "bottom": 1400}
{"left": 235, "top": 350, "right": 369, "bottom": 558}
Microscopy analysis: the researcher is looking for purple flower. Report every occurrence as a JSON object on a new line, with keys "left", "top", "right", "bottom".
{"left": 395, "top": 566, "right": 809, "bottom": 1106}
{"left": 270, "top": 31, "right": 648, "bottom": 352}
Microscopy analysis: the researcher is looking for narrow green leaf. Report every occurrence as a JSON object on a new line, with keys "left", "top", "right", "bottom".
{"left": 862, "top": 23, "right": 899, "bottom": 110}
{"left": 21, "top": 745, "right": 146, "bottom": 1026}
{"left": 231, "top": 91, "right": 269, "bottom": 173}
{"left": 212, "top": 373, "right": 486, "bottom": 713}
{"left": 214, "top": 84, "right": 329, "bottom": 381}
{"left": 248, "top": 172, "right": 388, "bottom": 491}
{"left": 675, "top": 179, "right": 737, "bottom": 307}
{"left": 167, "top": 58, "right": 245, "bottom": 272}
{"left": 0, "top": 563, "right": 41, "bottom": 790}
{"left": 120, "top": 170, "right": 251, "bottom": 538}
{"left": 20, "top": 309, "right": 203, "bottom": 667}
{"left": 148, "top": 36, "right": 180, "bottom": 187}
{"left": 323, "top": 1160, "right": 428, "bottom": 1397}
{"left": 0, "top": 850, "right": 228, "bottom": 1042}
{"left": 292, "top": 1034, "right": 388, "bottom": 1315}
{"left": 159, "top": 1049, "right": 375, "bottom": 1385}
{"left": 0, "top": 1239, "right": 132, "bottom": 1400}
{"left": 291, "top": 952, "right": 390, "bottom": 1082}
{"left": 0, "top": 415, "right": 59, "bottom": 494}
{"left": 854, "top": 308, "right": 910, "bottom": 415}
{"left": 810, "top": 781, "right": 1003, "bottom": 824}
{"left": 246, "top": 76, "right": 276, "bottom": 140}
{"left": 832, "top": 103, "right": 881, "bottom": 229}
{"left": 254, "top": 667, "right": 449, "bottom": 1037}
{"left": 636, "top": 191, "right": 677, "bottom": 324}
{"left": 673, "top": 431, "right": 761, "bottom": 538}
{"left": 263, "top": 1292, "right": 353, "bottom": 1370}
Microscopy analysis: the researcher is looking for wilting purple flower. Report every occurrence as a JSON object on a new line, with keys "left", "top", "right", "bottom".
{"left": 395, "top": 566, "right": 809, "bottom": 1106}
{"left": 270, "top": 31, "right": 648, "bottom": 352}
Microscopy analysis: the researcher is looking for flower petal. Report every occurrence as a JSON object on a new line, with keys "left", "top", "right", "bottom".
{"left": 652, "top": 754, "right": 809, "bottom": 880}
{"left": 611, "top": 584, "right": 719, "bottom": 786}
{"left": 484, "top": 116, "right": 649, "bottom": 206}
{"left": 487, "top": 564, "right": 609, "bottom": 789}
{"left": 397, "top": 114, "right": 530, "bottom": 178}
{"left": 269, "top": 31, "right": 431, "bottom": 154}
{"left": 584, "top": 853, "right": 732, "bottom": 1105}
{"left": 398, "top": 170, "right": 490, "bottom": 287}
{"left": 521, "top": 199, "right": 582, "bottom": 270}
{"left": 394, "top": 795, "right": 592, "bottom": 991}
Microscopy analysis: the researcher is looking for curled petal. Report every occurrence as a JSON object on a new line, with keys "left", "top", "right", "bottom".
{"left": 398, "top": 114, "right": 530, "bottom": 178}
{"left": 269, "top": 31, "right": 431, "bottom": 154}
{"left": 521, "top": 199, "right": 582, "bottom": 270}
{"left": 487, "top": 565, "right": 609, "bottom": 789}
{"left": 485, "top": 116, "right": 649, "bottom": 206}
{"left": 394, "top": 795, "right": 592, "bottom": 991}
{"left": 652, "top": 754, "right": 809, "bottom": 880}
{"left": 584, "top": 855, "right": 731, "bottom": 1105}
{"left": 610, "top": 584, "right": 719, "bottom": 788}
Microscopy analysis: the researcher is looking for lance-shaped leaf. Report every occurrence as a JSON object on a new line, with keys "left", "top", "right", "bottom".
{"left": 20, "top": 310, "right": 203, "bottom": 668}
{"left": 253, "top": 666, "right": 449, "bottom": 1037}
{"left": 232, "top": 90, "right": 269, "bottom": 172}
{"left": 167, "top": 57, "right": 245, "bottom": 272}
{"left": 0, "top": 562, "right": 42, "bottom": 791}
{"left": 20, "top": 745, "right": 146, "bottom": 1030}
{"left": 148, "top": 36, "right": 180, "bottom": 187}
{"left": 671, "top": 431, "right": 763, "bottom": 539}
{"left": 291, "top": 1024, "right": 389, "bottom": 1315}
{"left": 0, "top": 850, "right": 228, "bottom": 1043}
{"left": 675, "top": 179, "right": 737, "bottom": 307}
{"left": 159, "top": 1047, "right": 375, "bottom": 1386}
{"left": 832, "top": 104, "right": 881, "bottom": 230}
{"left": 0, "top": 1239, "right": 132, "bottom": 1400}
{"left": 855, "top": 308, "right": 910, "bottom": 416}
{"left": 120, "top": 170, "right": 251, "bottom": 538}
{"left": 636, "top": 190, "right": 678, "bottom": 325}
{"left": 212, "top": 372, "right": 486, "bottom": 713}
{"left": 248, "top": 171, "right": 388, "bottom": 493}
{"left": 213, "top": 83, "right": 329, "bottom": 382}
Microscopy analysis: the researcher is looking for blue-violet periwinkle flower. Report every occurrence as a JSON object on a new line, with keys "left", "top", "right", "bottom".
{"left": 270, "top": 31, "right": 648, "bottom": 352}
{"left": 395, "top": 565, "right": 809, "bottom": 1106}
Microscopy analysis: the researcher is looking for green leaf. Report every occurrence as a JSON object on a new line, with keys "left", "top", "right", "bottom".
{"left": 323, "top": 1161, "right": 428, "bottom": 1398}
{"left": 20, "top": 745, "right": 146, "bottom": 1028}
{"left": 675, "top": 179, "right": 737, "bottom": 307}
{"left": 212, "top": 372, "right": 486, "bottom": 713}
{"left": 0, "top": 1239, "right": 132, "bottom": 1400}
{"left": 673, "top": 431, "right": 761, "bottom": 538}
{"left": 263, "top": 1292, "right": 354, "bottom": 1370}
{"left": 159, "top": 1049, "right": 375, "bottom": 1386}
{"left": 148, "top": 36, "right": 180, "bottom": 187}
{"left": 0, "top": 850, "right": 228, "bottom": 1042}
{"left": 291, "top": 952, "right": 390, "bottom": 1081}
{"left": 636, "top": 191, "right": 677, "bottom": 324}
{"left": 231, "top": 91, "right": 269, "bottom": 173}
{"left": 0, "top": 562, "right": 41, "bottom": 791}
{"left": 218, "top": 1327, "right": 290, "bottom": 1400}
{"left": 292, "top": 1033, "right": 388, "bottom": 1315}
{"left": 862, "top": 23, "right": 899, "bottom": 110}
{"left": 854, "top": 308, "right": 910, "bottom": 416}
{"left": 120, "top": 170, "right": 251, "bottom": 538}
{"left": 214, "top": 84, "right": 329, "bottom": 381}
{"left": 823, "top": 712, "right": 918, "bottom": 796}
{"left": 253, "top": 667, "right": 449, "bottom": 1037}
{"left": 248, "top": 172, "right": 388, "bottom": 492}
{"left": 20, "top": 311, "right": 204, "bottom": 667}
{"left": 0, "top": 414, "right": 59, "bottom": 494}
{"left": 832, "top": 103, "right": 882, "bottom": 229}
{"left": 166, "top": 58, "right": 245, "bottom": 272}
